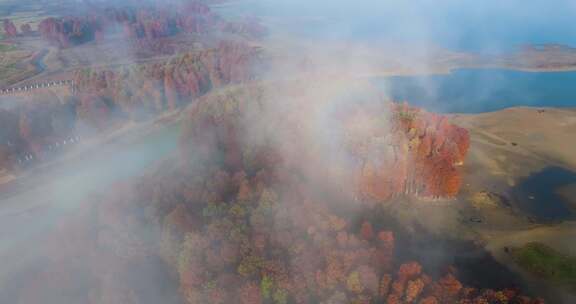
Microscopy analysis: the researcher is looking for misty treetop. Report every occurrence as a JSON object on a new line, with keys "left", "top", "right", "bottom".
{"left": 14, "top": 82, "right": 539, "bottom": 304}
{"left": 73, "top": 41, "right": 261, "bottom": 121}
{"left": 354, "top": 102, "right": 470, "bottom": 201}
{"left": 0, "top": 41, "right": 261, "bottom": 173}
{"left": 36, "top": 1, "right": 266, "bottom": 49}
{"left": 2, "top": 19, "right": 18, "bottom": 38}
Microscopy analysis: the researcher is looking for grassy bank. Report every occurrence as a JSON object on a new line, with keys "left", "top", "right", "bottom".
{"left": 511, "top": 242, "right": 576, "bottom": 291}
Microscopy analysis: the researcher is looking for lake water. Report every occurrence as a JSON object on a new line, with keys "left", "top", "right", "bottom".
{"left": 222, "top": 0, "right": 576, "bottom": 53}
{"left": 372, "top": 69, "right": 576, "bottom": 113}
{"left": 512, "top": 167, "right": 576, "bottom": 222}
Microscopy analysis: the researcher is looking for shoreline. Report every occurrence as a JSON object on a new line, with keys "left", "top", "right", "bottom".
{"left": 439, "top": 107, "right": 576, "bottom": 301}
{"left": 367, "top": 105, "right": 576, "bottom": 302}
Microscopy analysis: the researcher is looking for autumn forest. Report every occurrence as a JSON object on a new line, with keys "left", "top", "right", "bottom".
{"left": 0, "top": 0, "right": 553, "bottom": 303}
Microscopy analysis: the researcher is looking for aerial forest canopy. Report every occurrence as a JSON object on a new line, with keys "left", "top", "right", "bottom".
{"left": 37, "top": 1, "right": 265, "bottom": 48}
{"left": 179, "top": 83, "right": 470, "bottom": 202}
{"left": 0, "top": 1, "right": 559, "bottom": 303}
{"left": 73, "top": 41, "right": 262, "bottom": 123}
{"left": 0, "top": 42, "right": 261, "bottom": 172}
{"left": 153, "top": 82, "right": 540, "bottom": 304}
{"left": 14, "top": 82, "right": 544, "bottom": 304}
{"left": 12, "top": 82, "right": 542, "bottom": 304}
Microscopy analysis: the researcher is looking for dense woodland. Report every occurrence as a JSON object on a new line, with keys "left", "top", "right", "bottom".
{"left": 2, "top": 19, "right": 18, "bottom": 38}
{"left": 0, "top": 41, "right": 261, "bottom": 172}
{"left": 0, "top": 3, "right": 545, "bottom": 302}
{"left": 352, "top": 102, "right": 470, "bottom": 200}
{"left": 2, "top": 2, "right": 264, "bottom": 45}
{"left": 37, "top": 1, "right": 266, "bottom": 48}
{"left": 2, "top": 19, "right": 33, "bottom": 38}
{"left": 73, "top": 41, "right": 261, "bottom": 120}
{"left": 7, "top": 83, "right": 543, "bottom": 304}
{"left": 0, "top": 95, "right": 77, "bottom": 170}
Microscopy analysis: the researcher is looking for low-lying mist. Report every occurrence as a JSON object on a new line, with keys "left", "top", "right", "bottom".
{"left": 0, "top": 0, "right": 565, "bottom": 303}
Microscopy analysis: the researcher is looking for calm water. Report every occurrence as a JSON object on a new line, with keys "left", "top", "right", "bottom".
{"left": 373, "top": 69, "right": 576, "bottom": 113}
{"left": 221, "top": 0, "right": 576, "bottom": 52}
{"left": 512, "top": 167, "right": 576, "bottom": 222}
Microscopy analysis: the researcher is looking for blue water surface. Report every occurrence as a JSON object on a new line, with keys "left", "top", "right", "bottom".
{"left": 372, "top": 69, "right": 576, "bottom": 113}
{"left": 227, "top": 0, "right": 576, "bottom": 53}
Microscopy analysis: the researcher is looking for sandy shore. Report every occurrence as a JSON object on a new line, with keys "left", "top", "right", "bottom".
{"left": 452, "top": 107, "right": 576, "bottom": 179}
{"left": 385, "top": 107, "right": 576, "bottom": 302}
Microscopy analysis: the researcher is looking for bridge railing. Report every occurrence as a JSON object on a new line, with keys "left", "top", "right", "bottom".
{"left": 0, "top": 80, "right": 74, "bottom": 95}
